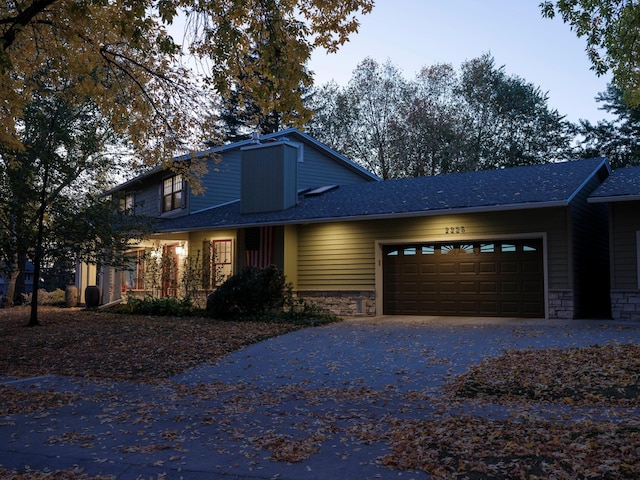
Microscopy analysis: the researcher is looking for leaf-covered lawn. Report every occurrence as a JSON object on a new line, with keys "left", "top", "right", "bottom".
{"left": 448, "top": 343, "right": 640, "bottom": 406}
{"left": 0, "top": 306, "right": 303, "bottom": 383}
{"left": 2, "top": 308, "right": 640, "bottom": 479}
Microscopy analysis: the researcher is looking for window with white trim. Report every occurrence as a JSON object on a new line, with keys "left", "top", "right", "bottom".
{"left": 213, "top": 240, "right": 233, "bottom": 286}
{"left": 123, "top": 250, "right": 146, "bottom": 291}
{"left": 162, "top": 174, "right": 183, "bottom": 212}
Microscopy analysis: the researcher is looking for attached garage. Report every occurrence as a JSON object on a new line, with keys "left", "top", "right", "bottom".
{"left": 158, "top": 156, "right": 612, "bottom": 319}
{"left": 383, "top": 239, "right": 545, "bottom": 317}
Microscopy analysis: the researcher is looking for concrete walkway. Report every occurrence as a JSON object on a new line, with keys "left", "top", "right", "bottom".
{"left": 2, "top": 316, "right": 640, "bottom": 479}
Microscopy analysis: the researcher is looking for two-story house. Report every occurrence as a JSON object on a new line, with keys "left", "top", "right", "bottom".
{"left": 75, "top": 129, "right": 379, "bottom": 305}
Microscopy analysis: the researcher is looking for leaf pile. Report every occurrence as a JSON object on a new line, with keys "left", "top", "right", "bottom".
{"left": 0, "top": 307, "right": 303, "bottom": 383}
{"left": 379, "top": 415, "right": 640, "bottom": 478}
{"left": 0, "top": 467, "right": 112, "bottom": 480}
{"left": 447, "top": 343, "right": 640, "bottom": 406}
{"left": 0, "top": 385, "right": 78, "bottom": 416}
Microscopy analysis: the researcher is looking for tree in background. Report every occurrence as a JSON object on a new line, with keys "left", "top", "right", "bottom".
{"left": 306, "top": 54, "right": 574, "bottom": 178}
{"left": 577, "top": 84, "right": 640, "bottom": 168}
{"left": 387, "top": 63, "right": 467, "bottom": 177}
{"left": 216, "top": 49, "right": 313, "bottom": 143}
{"left": 304, "top": 80, "right": 360, "bottom": 159}
{"left": 457, "top": 54, "right": 573, "bottom": 170}
{"left": 306, "top": 58, "right": 410, "bottom": 179}
{"left": 541, "top": 1, "right": 640, "bottom": 106}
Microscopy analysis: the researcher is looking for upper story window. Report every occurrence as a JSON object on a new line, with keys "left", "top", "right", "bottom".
{"left": 119, "top": 193, "right": 134, "bottom": 214}
{"left": 163, "top": 174, "right": 183, "bottom": 212}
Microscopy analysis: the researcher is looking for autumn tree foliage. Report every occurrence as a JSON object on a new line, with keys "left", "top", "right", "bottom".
{"left": 541, "top": 0, "right": 640, "bottom": 106}
{"left": 1, "top": 0, "right": 373, "bottom": 324}
{"left": 306, "top": 55, "right": 574, "bottom": 178}
{"left": 1, "top": 0, "right": 374, "bottom": 160}
{"left": 0, "top": 80, "right": 154, "bottom": 326}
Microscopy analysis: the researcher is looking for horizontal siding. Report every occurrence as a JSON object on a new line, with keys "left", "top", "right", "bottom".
{"left": 297, "top": 208, "right": 570, "bottom": 291}
{"left": 611, "top": 201, "right": 640, "bottom": 289}
{"left": 298, "top": 146, "right": 373, "bottom": 188}
{"left": 189, "top": 153, "right": 242, "bottom": 212}
{"left": 133, "top": 182, "right": 160, "bottom": 216}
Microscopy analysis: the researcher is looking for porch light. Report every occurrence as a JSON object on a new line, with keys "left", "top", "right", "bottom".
{"left": 175, "top": 243, "right": 186, "bottom": 256}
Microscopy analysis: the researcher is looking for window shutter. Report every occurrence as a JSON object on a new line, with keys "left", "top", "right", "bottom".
{"left": 181, "top": 180, "right": 187, "bottom": 209}
{"left": 202, "top": 240, "right": 211, "bottom": 289}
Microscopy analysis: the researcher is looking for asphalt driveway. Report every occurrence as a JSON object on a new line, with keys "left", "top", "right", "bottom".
{"left": 2, "top": 316, "right": 640, "bottom": 479}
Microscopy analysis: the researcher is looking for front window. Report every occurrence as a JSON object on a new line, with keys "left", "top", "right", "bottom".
{"left": 163, "top": 174, "right": 183, "bottom": 212}
{"left": 119, "top": 193, "right": 134, "bottom": 214}
{"left": 213, "top": 240, "right": 233, "bottom": 286}
{"left": 123, "top": 250, "right": 146, "bottom": 290}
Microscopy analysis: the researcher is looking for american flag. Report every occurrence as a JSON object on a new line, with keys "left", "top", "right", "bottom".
{"left": 244, "top": 226, "right": 273, "bottom": 268}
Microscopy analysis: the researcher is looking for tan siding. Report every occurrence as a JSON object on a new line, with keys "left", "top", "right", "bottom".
{"left": 297, "top": 208, "right": 570, "bottom": 290}
{"left": 611, "top": 201, "right": 640, "bottom": 289}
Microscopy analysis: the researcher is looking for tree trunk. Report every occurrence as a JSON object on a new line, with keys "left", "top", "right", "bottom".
{"left": 6, "top": 267, "right": 18, "bottom": 307}
{"left": 28, "top": 263, "right": 40, "bottom": 327}
{"left": 27, "top": 156, "right": 50, "bottom": 327}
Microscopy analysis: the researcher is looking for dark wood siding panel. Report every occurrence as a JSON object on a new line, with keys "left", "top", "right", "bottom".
{"left": 189, "top": 153, "right": 242, "bottom": 213}
{"left": 132, "top": 181, "right": 161, "bottom": 217}
{"left": 297, "top": 207, "right": 570, "bottom": 291}
{"left": 298, "top": 146, "right": 373, "bottom": 188}
{"left": 611, "top": 201, "right": 640, "bottom": 289}
{"left": 569, "top": 173, "right": 611, "bottom": 317}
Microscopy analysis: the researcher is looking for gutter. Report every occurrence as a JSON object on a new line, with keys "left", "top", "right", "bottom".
{"left": 153, "top": 199, "right": 570, "bottom": 234}
{"left": 588, "top": 194, "right": 640, "bottom": 203}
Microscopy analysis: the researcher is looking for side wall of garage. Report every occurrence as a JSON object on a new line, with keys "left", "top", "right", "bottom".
{"left": 609, "top": 201, "right": 640, "bottom": 320}
{"left": 296, "top": 207, "right": 573, "bottom": 318}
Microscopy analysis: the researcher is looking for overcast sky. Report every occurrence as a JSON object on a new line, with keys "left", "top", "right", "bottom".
{"left": 309, "top": 1, "right": 613, "bottom": 124}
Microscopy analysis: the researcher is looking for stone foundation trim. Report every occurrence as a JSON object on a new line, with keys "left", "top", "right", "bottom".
{"left": 610, "top": 289, "right": 640, "bottom": 321}
{"left": 547, "top": 289, "right": 575, "bottom": 320}
{"left": 296, "top": 290, "right": 376, "bottom": 317}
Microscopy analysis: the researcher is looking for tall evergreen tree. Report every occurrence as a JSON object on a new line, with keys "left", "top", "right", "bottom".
{"left": 578, "top": 84, "right": 640, "bottom": 168}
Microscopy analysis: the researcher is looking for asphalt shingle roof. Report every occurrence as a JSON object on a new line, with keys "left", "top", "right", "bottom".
{"left": 157, "top": 158, "right": 608, "bottom": 232}
{"left": 589, "top": 165, "right": 640, "bottom": 202}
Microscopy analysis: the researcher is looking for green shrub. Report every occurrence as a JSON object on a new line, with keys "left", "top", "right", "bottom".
{"left": 275, "top": 296, "right": 341, "bottom": 326}
{"left": 111, "top": 295, "right": 201, "bottom": 316}
{"left": 206, "top": 265, "right": 340, "bottom": 325}
{"left": 205, "top": 265, "right": 292, "bottom": 320}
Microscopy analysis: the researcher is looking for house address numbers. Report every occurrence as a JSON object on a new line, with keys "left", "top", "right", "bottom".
{"left": 445, "top": 226, "right": 466, "bottom": 234}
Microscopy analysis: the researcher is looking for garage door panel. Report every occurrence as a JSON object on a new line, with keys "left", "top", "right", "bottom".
{"left": 501, "top": 281, "right": 519, "bottom": 294}
{"left": 479, "top": 262, "right": 497, "bottom": 273}
{"left": 459, "top": 301, "right": 480, "bottom": 314}
{"left": 459, "top": 281, "right": 478, "bottom": 294}
{"left": 523, "top": 281, "right": 543, "bottom": 293}
{"left": 440, "top": 281, "right": 457, "bottom": 294}
{"left": 480, "top": 281, "right": 498, "bottom": 294}
{"left": 383, "top": 239, "right": 544, "bottom": 317}
{"left": 500, "top": 261, "right": 518, "bottom": 273}
{"left": 459, "top": 262, "right": 477, "bottom": 274}
{"left": 522, "top": 261, "right": 542, "bottom": 273}
{"left": 501, "top": 302, "right": 520, "bottom": 314}
{"left": 439, "top": 262, "right": 458, "bottom": 274}
{"left": 480, "top": 302, "right": 499, "bottom": 315}
{"left": 421, "top": 264, "right": 437, "bottom": 275}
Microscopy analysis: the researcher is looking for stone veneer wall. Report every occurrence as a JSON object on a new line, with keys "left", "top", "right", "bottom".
{"left": 298, "top": 290, "right": 376, "bottom": 317}
{"left": 548, "top": 289, "right": 575, "bottom": 319}
{"left": 610, "top": 290, "right": 640, "bottom": 321}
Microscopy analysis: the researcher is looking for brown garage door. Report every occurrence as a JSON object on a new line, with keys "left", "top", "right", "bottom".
{"left": 383, "top": 239, "right": 544, "bottom": 317}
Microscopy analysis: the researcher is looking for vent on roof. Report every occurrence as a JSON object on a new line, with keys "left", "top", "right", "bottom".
{"left": 305, "top": 185, "right": 339, "bottom": 197}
